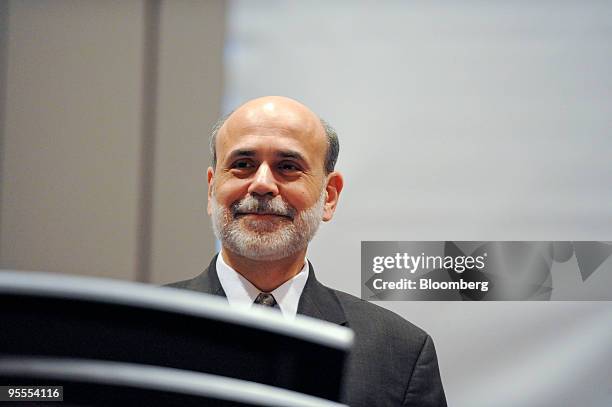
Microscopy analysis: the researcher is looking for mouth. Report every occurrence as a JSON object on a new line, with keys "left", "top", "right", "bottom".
{"left": 234, "top": 212, "right": 293, "bottom": 221}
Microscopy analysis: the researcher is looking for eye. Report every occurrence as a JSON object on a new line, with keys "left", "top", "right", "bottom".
{"left": 278, "top": 161, "right": 301, "bottom": 173}
{"left": 231, "top": 159, "right": 255, "bottom": 170}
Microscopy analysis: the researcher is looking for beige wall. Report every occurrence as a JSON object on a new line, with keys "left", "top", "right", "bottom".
{"left": 150, "top": 0, "right": 225, "bottom": 284}
{"left": 0, "top": 0, "right": 223, "bottom": 283}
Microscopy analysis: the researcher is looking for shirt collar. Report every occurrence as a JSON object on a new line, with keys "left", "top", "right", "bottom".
{"left": 215, "top": 252, "right": 309, "bottom": 319}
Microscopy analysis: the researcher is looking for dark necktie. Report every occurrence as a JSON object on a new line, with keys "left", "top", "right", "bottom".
{"left": 254, "top": 292, "right": 277, "bottom": 308}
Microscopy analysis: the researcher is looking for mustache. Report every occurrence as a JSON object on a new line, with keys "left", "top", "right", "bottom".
{"left": 231, "top": 195, "right": 297, "bottom": 220}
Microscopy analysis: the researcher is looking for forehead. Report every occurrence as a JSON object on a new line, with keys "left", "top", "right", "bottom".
{"left": 216, "top": 103, "right": 327, "bottom": 165}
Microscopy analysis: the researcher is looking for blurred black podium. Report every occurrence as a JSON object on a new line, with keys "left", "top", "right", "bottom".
{"left": 0, "top": 271, "right": 353, "bottom": 406}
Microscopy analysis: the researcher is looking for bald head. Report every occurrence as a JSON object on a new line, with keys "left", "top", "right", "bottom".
{"left": 210, "top": 96, "right": 339, "bottom": 174}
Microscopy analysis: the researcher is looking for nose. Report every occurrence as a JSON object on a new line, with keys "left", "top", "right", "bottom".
{"left": 247, "top": 163, "right": 279, "bottom": 197}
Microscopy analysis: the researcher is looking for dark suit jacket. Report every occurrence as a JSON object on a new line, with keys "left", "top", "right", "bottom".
{"left": 167, "top": 255, "right": 447, "bottom": 407}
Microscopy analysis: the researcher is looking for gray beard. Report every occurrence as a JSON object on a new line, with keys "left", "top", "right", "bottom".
{"left": 211, "top": 190, "right": 326, "bottom": 261}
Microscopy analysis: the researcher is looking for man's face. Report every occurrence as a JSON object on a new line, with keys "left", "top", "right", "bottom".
{"left": 208, "top": 97, "right": 341, "bottom": 261}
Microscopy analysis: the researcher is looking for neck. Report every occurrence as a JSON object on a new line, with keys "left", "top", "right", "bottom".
{"left": 221, "top": 248, "right": 307, "bottom": 292}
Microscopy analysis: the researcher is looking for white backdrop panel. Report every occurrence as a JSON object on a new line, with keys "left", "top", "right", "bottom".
{"left": 225, "top": 2, "right": 612, "bottom": 405}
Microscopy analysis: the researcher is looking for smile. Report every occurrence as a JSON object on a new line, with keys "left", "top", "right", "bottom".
{"left": 234, "top": 212, "right": 293, "bottom": 220}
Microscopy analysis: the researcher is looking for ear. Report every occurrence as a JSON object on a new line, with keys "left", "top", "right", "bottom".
{"left": 207, "top": 166, "right": 214, "bottom": 216}
{"left": 322, "top": 171, "right": 344, "bottom": 222}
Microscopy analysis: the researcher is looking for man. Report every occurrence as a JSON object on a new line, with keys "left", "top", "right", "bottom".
{"left": 168, "top": 96, "right": 447, "bottom": 407}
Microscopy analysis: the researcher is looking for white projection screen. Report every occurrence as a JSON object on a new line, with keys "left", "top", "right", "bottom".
{"left": 224, "top": 1, "right": 612, "bottom": 406}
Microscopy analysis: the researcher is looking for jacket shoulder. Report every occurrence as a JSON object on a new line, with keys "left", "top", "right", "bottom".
{"left": 333, "top": 289, "right": 429, "bottom": 343}
{"left": 164, "top": 255, "right": 221, "bottom": 294}
{"left": 165, "top": 276, "right": 199, "bottom": 290}
{"left": 164, "top": 268, "right": 217, "bottom": 294}
{"left": 330, "top": 289, "right": 447, "bottom": 406}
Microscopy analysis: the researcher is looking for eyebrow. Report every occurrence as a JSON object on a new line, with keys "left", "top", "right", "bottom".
{"left": 276, "top": 149, "right": 305, "bottom": 162}
{"left": 226, "top": 149, "right": 256, "bottom": 161}
{"left": 225, "top": 149, "right": 306, "bottom": 162}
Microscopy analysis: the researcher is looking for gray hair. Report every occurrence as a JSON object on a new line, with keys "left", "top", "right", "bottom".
{"left": 209, "top": 112, "right": 340, "bottom": 174}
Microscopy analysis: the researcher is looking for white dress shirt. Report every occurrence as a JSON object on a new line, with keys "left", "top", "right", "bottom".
{"left": 215, "top": 252, "right": 309, "bottom": 319}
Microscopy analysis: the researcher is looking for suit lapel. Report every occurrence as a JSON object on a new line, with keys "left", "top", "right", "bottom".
{"left": 297, "top": 260, "right": 348, "bottom": 327}
{"left": 194, "top": 254, "right": 227, "bottom": 298}
{"left": 202, "top": 255, "right": 347, "bottom": 326}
